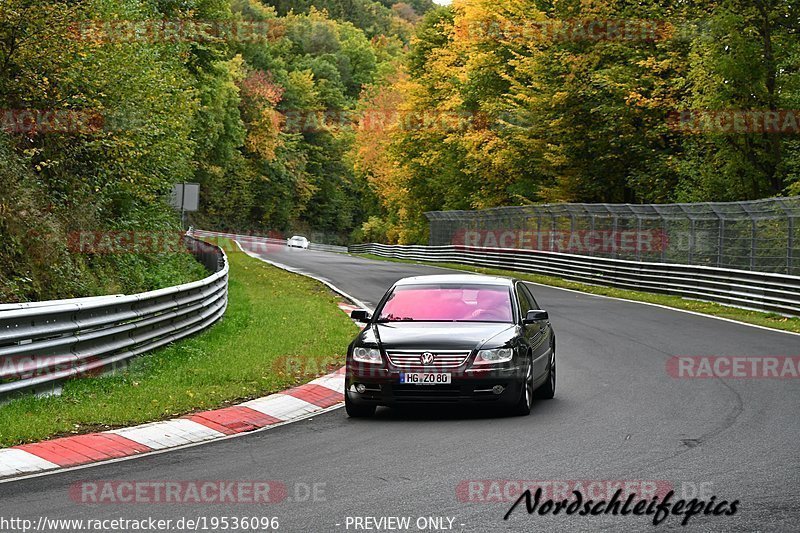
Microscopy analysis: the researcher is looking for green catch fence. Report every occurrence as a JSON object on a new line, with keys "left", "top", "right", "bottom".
{"left": 425, "top": 197, "right": 800, "bottom": 275}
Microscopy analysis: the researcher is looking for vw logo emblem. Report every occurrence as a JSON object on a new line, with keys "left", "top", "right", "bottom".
{"left": 421, "top": 352, "right": 436, "bottom": 365}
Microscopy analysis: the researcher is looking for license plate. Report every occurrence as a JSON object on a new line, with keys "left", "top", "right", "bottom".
{"left": 400, "top": 373, "right": 452, "bottom": 385}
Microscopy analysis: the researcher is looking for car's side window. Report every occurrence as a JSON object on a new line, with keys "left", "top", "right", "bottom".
{"left": 522, "top": 285, "right": 540, "bottom": 310}
{"left": 515, "top": 284, "right": 533, "bottom": 320}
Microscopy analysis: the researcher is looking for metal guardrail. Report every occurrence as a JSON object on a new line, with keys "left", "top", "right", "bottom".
{"left": 309, "top": 242, "right": 350, "bottom": 253}
{"left": 264, "top": 235, "right": 349, "bottom": 254}
{"left": 349, "top": 243, "right": 800, "bottom": 317}
{"left": 0, "top": 237, "right": 228, "bottom": 399}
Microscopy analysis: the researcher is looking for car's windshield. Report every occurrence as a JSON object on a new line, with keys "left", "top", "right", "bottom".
{"left": 377, "top": 284, "right": 513, "bottom": 323}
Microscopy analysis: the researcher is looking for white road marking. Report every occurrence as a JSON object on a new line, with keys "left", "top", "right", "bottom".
{"left": 109, "top": 419, "right": 225, "bottom": 450}
{"left": 0, "top": 449, "right": 60, "bottom": 477}
{"left": 241, "top": 394, "right": 320, "bottom": 421}
{"left": 310, "top": 375, "right": 346, "bottom": 394}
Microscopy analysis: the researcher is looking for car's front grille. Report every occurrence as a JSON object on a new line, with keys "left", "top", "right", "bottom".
{"left": 389, "top": 383, "right": 507, "bottom": 403}
{"left": 385, "top": 350, "right": 471, "bottom": 369}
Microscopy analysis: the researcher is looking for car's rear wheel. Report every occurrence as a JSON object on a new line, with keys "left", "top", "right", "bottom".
{"left": 345, "top": 394, "right": 376, "bottom": 418}
{"left": 535, "top": 347, "right": 556, "bottom": 400}
{"left": 512, "top": 359, "right": 534, "bottom": 416}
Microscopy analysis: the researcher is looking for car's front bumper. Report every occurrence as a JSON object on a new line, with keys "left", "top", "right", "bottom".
{"left": 345, "top": 365, "right": 525, "bottom": 407}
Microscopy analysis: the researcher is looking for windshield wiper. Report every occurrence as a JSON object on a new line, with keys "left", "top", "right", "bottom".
{"left": 377, "top": 317, "right": 415, "bottom": 323}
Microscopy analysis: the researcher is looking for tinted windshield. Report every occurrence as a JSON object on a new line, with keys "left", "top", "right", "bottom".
{"left": 377, "top": 284, "right": 513, "bottom": 323}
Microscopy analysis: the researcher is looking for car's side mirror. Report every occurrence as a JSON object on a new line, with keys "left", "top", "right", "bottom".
{"left": 524, "top": 310, "right": 549, "bottom": 324}
{"left": 351, "top": 310, "right": 371, "bottom": 323}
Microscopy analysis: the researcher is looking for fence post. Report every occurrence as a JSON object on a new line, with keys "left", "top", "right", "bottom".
{"left": 789, "top": 216, "right": 795, "bottom": 274}
{"left": 537, "top": 213, "right": 543, "bottom": 251}
{"left": 636, "top": 217, "right": 643, "bottom": 262}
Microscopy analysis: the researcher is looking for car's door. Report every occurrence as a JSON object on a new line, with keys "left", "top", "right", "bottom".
{"left": 516, "top": 283, "right": 550, "bottom": 384}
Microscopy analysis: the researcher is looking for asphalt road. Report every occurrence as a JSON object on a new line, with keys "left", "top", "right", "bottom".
{"left": 1, "top": 242, "right": 798, "bottom": 532}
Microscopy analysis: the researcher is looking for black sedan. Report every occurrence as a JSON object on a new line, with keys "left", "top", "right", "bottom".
{"left": 345, "top": 274, "right": 556, "bottom": 417}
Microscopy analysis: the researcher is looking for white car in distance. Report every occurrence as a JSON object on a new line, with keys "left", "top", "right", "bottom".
{"left": 287, "top": 236, "right": 310, "bottom": 250}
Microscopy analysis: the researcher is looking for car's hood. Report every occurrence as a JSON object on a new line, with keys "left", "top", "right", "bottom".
{"left": 362, "top": 322, "right": 515, "bottom": 351}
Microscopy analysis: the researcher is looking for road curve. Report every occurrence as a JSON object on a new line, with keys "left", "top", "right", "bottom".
{"left": 1, "top": 243, "right": 798, "bottom": 532}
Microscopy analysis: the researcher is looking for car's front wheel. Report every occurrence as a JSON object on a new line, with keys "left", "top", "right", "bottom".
{"left": 345, "top": 393, "right": 376, "bottom": 418}
{"left": 512, "top": 359, "right": 534, "bottom": 416}
{"left": 535, "top": 347, "right": 556, "bottom": 400}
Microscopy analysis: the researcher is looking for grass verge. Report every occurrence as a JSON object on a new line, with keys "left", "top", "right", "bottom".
{"left": 356, "top": 253, "right": 800, "bottom": 334}
{"left": 0, "top": 238, "right": 357, "bottom": 448}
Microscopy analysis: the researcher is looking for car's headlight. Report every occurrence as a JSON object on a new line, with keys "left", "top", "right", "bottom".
{"left": 353, "top": 347, "right": 382, "bottom": 364}
{"left": 474, "top": 348, "right": 514, "bottom": 365}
